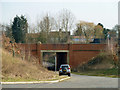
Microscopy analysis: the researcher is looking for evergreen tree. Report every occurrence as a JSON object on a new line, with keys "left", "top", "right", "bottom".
{"left": 12, "top": 15, "right": 28, "bottom": 43}
{"left": 98, "top": 23, "right": 110, "bottom": 40}
{"left": 103, "top": 28, "right": 110, "bottom": 40}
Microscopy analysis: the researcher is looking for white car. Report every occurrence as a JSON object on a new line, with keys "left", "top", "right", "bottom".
{"left": 59, "top": 64, "right": 71, "bottom": 76}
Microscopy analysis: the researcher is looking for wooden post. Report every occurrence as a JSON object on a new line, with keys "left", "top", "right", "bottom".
{"left": 37, "top": 41, "right": 41, "bottom": 64}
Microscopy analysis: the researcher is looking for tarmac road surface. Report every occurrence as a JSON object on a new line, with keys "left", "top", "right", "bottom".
{"left": 2, "top": 74, "right": 119, "bottom": 88}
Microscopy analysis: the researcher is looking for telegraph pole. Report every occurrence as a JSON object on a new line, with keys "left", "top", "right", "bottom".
{"left": 118, "top": 1, "right": 120, "bottom": 79}
{"left": 55, "top": 54, "right": 57, "bottom": 72}
{"left": 118, "top": 25, "right": 120, "bottom": 60}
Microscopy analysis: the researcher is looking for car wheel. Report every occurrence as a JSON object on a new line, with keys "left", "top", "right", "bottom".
{"left": 68, "top": 73, "right": 71, "bottom": 77}
{"left": 59, "top": 73, "right": 61, "bottom": 76}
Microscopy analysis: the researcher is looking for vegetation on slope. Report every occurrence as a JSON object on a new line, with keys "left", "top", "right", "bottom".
{"left": 73, "top": 51, "right": 119, "bottom": 78}
{"left": 2, "top": 48, "right": 58, "bottom": 82}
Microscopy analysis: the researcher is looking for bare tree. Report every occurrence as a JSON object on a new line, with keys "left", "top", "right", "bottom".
{"left": 56, "top": 9, "right": 75, "bottom": 43}
{"left": 37, "top": 14, "right": 57, "bottom": 43}
{"left": 112, "top": 25, "right": 119, "bottom": 38}
{"left": 26, "top": 25, "right": 37, "bottom": 43}
{"left": 57, "top": 9, "right": 75, "bottom": 31}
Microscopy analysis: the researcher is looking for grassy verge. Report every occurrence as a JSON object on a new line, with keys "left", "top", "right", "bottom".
{"left": 72, "top": 68, "right": 119, "bottom": 78}
{"left": 2, "top": 74, "right": 69, "bottom": 82}
{"left": 2, "top": 77, "right": 40, "bottom": 82}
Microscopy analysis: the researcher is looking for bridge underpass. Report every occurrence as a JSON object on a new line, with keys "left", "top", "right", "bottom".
{"left": 17, "top": 44, "right": 107, "bottom": 69}
{"left": 41, "top": 50, "right": 69, "bottom": 71}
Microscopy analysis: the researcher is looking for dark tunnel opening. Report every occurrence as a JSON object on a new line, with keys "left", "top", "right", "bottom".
{"left": 42, "top": 52, "right": 68, "bottom": 71}
{"left": 56, "top": 52, "right": 67, "bottom": 71}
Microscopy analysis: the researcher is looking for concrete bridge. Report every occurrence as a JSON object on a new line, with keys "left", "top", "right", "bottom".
{"left": 18, "top": 44, "right": 107, "bottom": 69}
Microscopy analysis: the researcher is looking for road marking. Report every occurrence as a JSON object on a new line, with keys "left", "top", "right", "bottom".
{"left": 1, "top": 77, "right": 71, "bottom": 84}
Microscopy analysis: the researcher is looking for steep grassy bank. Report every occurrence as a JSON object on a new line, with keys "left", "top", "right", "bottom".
{"left": 2, "top": 48, "right": 58, "bottom": 82}
{"left": 72, "top": 52, "right": 119, "bottom": 78}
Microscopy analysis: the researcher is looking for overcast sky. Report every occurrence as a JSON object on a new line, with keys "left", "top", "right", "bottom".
{"left": 0, "top": 0, "right": 119, "bottom": 29}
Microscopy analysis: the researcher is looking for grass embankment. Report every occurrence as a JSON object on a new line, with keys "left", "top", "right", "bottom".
{"left": 72, "top": 52, "right": 119, "bottom": 78}
{"left": 2, "top": 48, "right": 61, "bottom": 82}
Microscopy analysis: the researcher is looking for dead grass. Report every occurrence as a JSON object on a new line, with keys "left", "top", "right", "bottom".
{"left": 87, "top": 52, "right": 115, "bottom": 70}
{"left": 2, "top": 48, "right": 58, "bottom": 82}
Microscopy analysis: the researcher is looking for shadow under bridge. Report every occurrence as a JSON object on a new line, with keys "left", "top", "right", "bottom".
{"left": 41, "top": 50, "right": 69, "bottom": 71}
